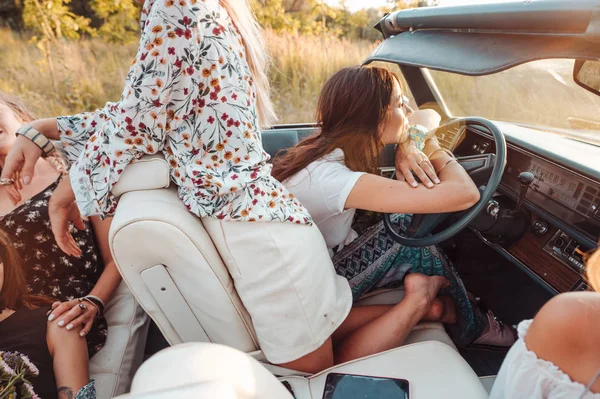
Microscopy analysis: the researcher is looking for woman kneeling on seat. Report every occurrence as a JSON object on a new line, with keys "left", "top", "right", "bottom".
{"left": 273, "top": 66, "right": 515, "bottom": 348}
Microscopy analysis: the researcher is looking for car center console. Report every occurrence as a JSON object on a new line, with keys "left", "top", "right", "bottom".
{"left": 448, "top": 125, "right": 599, "bottom": 293}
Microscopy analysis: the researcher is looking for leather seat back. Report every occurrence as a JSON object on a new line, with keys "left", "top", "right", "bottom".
{"left": 111, "top": 153, "right": 263, "bottom": 351}
{"left": 110, "top": 184, "right": 259, "bottom": 352}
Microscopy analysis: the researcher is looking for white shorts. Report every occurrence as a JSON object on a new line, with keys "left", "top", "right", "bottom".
{"left": 203, "top": 218, "right": 352, "bottom": 364}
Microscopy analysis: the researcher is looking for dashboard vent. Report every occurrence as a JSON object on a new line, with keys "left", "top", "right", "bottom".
{"left": 437, "top": 125, "right": 464, "bottom": 150}
{"left": 579, "top": 186, "right": 600, "bottom": 218}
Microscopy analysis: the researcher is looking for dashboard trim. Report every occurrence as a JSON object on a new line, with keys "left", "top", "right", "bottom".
{"left": 466, "top": 126, "right": 599, "bottom": 246}
{"left": 499, "top": 185, "right": 597, "bottom": 249}
{"left": 469, "top": 126, "right": 599, "bottom": 188}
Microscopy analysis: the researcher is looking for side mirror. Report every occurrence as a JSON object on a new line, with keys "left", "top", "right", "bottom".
{"left": 573, "top": 59, "right": 600, "bottom": 96}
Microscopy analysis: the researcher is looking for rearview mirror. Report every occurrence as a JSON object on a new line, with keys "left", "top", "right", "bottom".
{"left": 573, "top": 59, "right": 600, "bottom": 96}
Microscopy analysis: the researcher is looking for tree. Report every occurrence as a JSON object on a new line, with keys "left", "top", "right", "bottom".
{"left": 387, "top": 0, "right": 439, "bottom": 9}
{"left": 21, "top": 0, "right": 93, "bottom": 41}
{"left": 89, "top": 0, "right": 140, "bottom": 43}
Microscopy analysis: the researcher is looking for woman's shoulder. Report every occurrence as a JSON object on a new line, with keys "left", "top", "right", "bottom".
{"left": 528, "top": 292, "right": 600, "bottom": 342}
{"left": 526, "top": 292, "right": 600, "bottom": 388}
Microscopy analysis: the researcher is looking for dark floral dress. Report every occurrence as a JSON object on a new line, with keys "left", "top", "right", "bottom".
{"left": 1, "top": 178, "right": 107, "bottom": 356}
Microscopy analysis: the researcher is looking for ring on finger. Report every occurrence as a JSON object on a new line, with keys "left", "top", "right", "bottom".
{"left": 418, "top": 159, "right": 428, "bottom": 166}
{"left": 0, "top": 178, "right": 14, "bottom": 186}
{"left": 78, "top": 303, "right": 87, "bottom": 311}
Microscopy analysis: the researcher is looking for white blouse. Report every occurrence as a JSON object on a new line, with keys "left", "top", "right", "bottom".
{"left": 57, "top": 0, "right": 310, "bottom": 224}
{"left": 491, "top": 320, "right": 600, "bottom": 399}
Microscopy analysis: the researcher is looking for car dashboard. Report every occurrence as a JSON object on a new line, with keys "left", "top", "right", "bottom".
{"left": 445, "top": 120, "right": 600, "bottom": 294}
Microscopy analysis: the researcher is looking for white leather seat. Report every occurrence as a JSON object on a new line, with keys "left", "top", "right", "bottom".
{"left": 109, "top": 154, "right": 467, "bottom": 396}
{"left": 89, "top": 282, "right": 149, "bottom": 398}
{"left": 114, "top": 342, "right": 489, "bottom": 399}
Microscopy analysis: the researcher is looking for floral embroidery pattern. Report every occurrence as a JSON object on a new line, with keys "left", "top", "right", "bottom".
{"left": 57, "top": 0, "right": 311, "bottom": 224}
{"left": 1, "top": 180, "right": 107, "bottom": 356}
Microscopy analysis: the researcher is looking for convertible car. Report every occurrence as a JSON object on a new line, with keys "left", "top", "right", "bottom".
{"left": 94, "top": 1, "right": 600, "bottom": 398}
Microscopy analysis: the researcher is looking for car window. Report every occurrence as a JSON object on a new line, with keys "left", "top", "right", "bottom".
{"left": 427, "top": 59, "right": 600, "bottom": 146}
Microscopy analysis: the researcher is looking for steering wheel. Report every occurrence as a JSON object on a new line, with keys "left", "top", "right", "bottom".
{"left": 383, "top": 117, "right": 507, "bottom": 247}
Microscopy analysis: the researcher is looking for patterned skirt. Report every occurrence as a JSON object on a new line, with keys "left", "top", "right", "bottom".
{"left": 332, "top": 213, "right": 487, "bottom": 347}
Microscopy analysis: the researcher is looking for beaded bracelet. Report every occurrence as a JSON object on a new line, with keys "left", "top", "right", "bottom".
{"left": 16, "top": 126, "right": 55, "bottom": 157}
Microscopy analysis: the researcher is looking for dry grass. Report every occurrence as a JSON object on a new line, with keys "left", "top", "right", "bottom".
{"left": 0, "top": 29, "right": 377, "bottom": 124}
{"left": 429, "top": 60, "right": 600, "bottom": 144}
{"left": 2, "top": 29, "right": 599, "bottom": 146}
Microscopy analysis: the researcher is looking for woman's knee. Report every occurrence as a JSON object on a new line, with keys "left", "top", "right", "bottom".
{"left": 46, "top": 320, "right": 88, "bottom": 357}
{"left": 277, "top": 337, "right": 334, "bottom": 374}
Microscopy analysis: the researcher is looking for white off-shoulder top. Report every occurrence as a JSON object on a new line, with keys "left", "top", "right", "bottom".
{"left": 491, "top": 320, "right": 600, "bottom": 399}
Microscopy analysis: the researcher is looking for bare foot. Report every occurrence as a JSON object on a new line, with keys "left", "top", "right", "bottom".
{"left": 438, "top": 296, "right": 457, "bottom": 324}
{"left": 422, "top": 297, "right": 445, "bottom": 322}
{"left": 403, "top": 273, "right": 449, "bottom": 307}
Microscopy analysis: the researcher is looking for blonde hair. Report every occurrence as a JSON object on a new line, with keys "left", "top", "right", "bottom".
{"left": 587, "top": 249, "right": 600, "bottom": 292}
{"left": 220, "top": 0, "right": 277, "bottom": 128}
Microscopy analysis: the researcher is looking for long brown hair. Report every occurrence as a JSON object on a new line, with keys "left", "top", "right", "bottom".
{"left": 271, "top": 66, "right": 398, "bottom": 183}
{"left": 0, "top": 229, "right": 53, "bottom": 310}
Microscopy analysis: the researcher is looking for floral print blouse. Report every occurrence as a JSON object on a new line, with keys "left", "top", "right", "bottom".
{"left": 57, "top": 0, "right": 311, "bottom": 224}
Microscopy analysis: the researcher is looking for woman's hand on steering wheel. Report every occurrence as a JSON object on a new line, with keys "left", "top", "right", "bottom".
{"left": 395, "top": 139, "right": 440, "bottom": 189}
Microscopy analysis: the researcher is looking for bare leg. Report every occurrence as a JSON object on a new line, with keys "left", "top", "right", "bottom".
{"left": 278, "top": 337, "right": 334, "bottom": 374}
{"left": 334, "top": 274, "right": 448, "bottom": 364}
{"left": 279, "top": 274, "right": 449, "bottom": 373}
{"left": 46, "top": 320, "right": 90, "bottom": 398}
{"left": 333, "top": 297, "right": 447, "bottom": 344}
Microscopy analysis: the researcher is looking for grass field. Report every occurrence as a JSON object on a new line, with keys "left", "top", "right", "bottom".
{"left": 0, "top": 29, "right": 377, "bottom": 124}
{"left": 1, "top": 29, "right": 599, "bottom": 145}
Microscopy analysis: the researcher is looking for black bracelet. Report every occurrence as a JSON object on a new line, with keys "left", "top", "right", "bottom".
{"left": 83, "top": 296, "right": 105, "bottom": 319}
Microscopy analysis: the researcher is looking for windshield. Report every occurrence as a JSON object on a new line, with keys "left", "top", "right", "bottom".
{"left": 427, "top": 59, "right": 600, "bottom": 146}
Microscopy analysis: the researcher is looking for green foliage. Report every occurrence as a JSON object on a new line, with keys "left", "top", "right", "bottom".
{"left": 22, "top": 0, "right": 94, "bottom": 41}
{"left": 251, "top": 0, "right": 388, "bottom": 40}
{"left": 16, "top": 0, "right": 140, "bottom": 43}
{"left": 9, "top": 0, "right": 436, "bottom": 44}
{"left": 89, "top": 0, "right": 140, "bottom": 43}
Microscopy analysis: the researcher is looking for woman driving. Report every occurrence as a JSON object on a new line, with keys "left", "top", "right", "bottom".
{"left": 273, "top": 66, "right": 516, "bottom": 348}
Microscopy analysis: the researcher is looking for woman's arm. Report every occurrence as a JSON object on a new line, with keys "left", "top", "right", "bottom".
{"left": 346, "top": 140, "right": 480, "bottom": 214}
{"left": 48, "top": 215, "right": 122, "bottom": 337}
{"left": 47, "top": 319, "right": 91, "bottom": 399}
{"left": 3, "top": 1, "right": 201, "bottom": 218}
